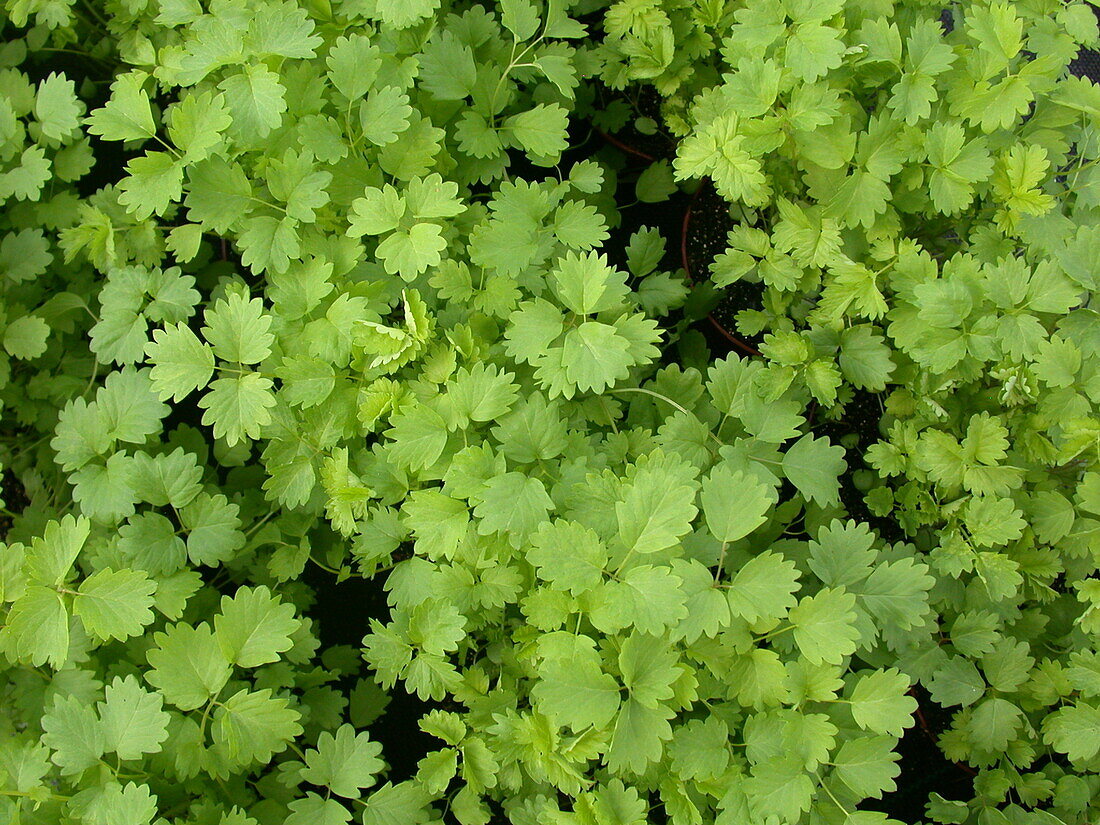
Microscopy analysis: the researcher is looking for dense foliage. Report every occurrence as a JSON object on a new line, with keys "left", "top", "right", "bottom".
{"left": 0, "top": 1, "right": 1097, "bottom": 825}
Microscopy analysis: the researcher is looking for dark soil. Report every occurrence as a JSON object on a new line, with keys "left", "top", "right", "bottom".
{"left": 681, "top": 182, "right": 765, "bottom": 355}
{"left": 301, "top": 561, "right": 438, "bottom": 783}
{"left": 0, "top": 468, "right": 30, "bottom": 540}
{"left": 812, "top": 390, "right": 905, "bottom": 542}
{"left": 590, "top": 82, "right": 677, "bottom": 162}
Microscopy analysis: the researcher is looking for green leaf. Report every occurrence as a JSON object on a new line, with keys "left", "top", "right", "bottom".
{"left": 560, "top": 321, "right": 634, "bottom": 394}
{"left": 301, "top": 724, "right": 385, "bottom": 798}
{"left": 782, "top": 433, "right": 847, "bottom": 505}
{"left": 831, "top": 735, "right": 901, "bottom": 798}
{"left": 98, "top": 675, "right": 170, "bottom": 761}
{"left": 130, "top": 448, "right": 204, "bottom": 508}
{"left": 359, "top": 88, "right": 413, "bottom": 147}
{"left": 635, "top": 160, "right": 677, "bottom": 203}
{"left": 838, "top": 326, "right": 895, "bottom": 390}
{"left": 965, "top": 696, "right": 1022, "bottom": 752}
{"left": 3, "top": 314, "right": 50, "bottom": 360}
{"left": 145, "top": 622, "right": 232, "bottom": 710}
{"left": 71, "top": 453, "right": 139, "bottom": 524}
{"left": 24, "top": 513, "right": 88, "bottom": 586}
{"left": 360, "top": 782, "right": 431, "bottom": 825}
{"left": 849, "top": 669, "right": 916, "bottom": 736}
{"left": 0, "top": 228, "right": 53, "bottom": 283}
{"left": 180, "top": 492, "right": 244, "bottom": 567}
{"left": 925, "top": 122, "right": 993, "bottom": 214}
{"left": 202, "top": 292, "right": 273, "bottom": 365}
{"left": 385, "top": 403, "right": 448, "bottom": 472}
{"left": 77, "top": 781, "right": 158, "bottom": 825}
{"left": 1043, "top": 702, "right": 1100, "bottom": 763}
{"left": 184, "top": 156, "right": 254, "bottom": 233}
{"left": 167, "top": 89, "right": 231, "bottom": 163}
{"left": 501, "top": 0, "right": 540, "bottom": 39}
{"left": 701, "top": 464, "right": 777, "bottom": 543}
{"left": 348, "top": 185, "right": 405, "bottom": 236}
{"left": 928, "top": 657, "right": 987, "bottom": 708}
{"left": 619, "top": 632, "right": 679, "bottom": 708}
{"left": 244, "top": 1, "right": 321, "bottom": 58}
{"left": 73, "top": 568, "right": 158, "bottom": 642}
{"left": 474, "top": 472, "right": 553, "bottom": 547}
{"left": 86, "top": 71, "right": 156, "bottom": 142}
{"left": 616, "top": 451, "right": 698, "bottom": 556}
{"left": 789, "top": 587, "right": 860, "bottom": 664}
{"left": 326, "top": 34, "right": 382, "bottom": 100}
{"left": 964, "top": 496, "right": 1026, "bottom": 547}
{"left": 372, "top": 0, "right": 439, "bottom": 28}
{"left": 506, "top": 104, "right": 569, "bottom": 158}
{"left": 444, "top": 363, "right": 519, "bottom": 426}
{"left": 607, "top": 697, "right": 674, "bottom": 774}
{"left": 727, "top": 550, "right": 801, "bottom": 623}
{"left": 529, "top": 520, "right": 608, "bottom": 594}
{"left": 0, "top": 585, "right": 69, "bottom": 667}
{"left": 859, "top": 558, "right": 934, "bottom": 632}
{"left": 532, "top": 637, "right": 620, "bottom": 730}
{"left": 668, "top": 717, "right": 730, "bottom": 781}
{"left": 199, "top": 373, "right": 277, "bottom": 446}
{"left": 784, "top": 22, "right": 845, "bottom": 81}
{"left": 214, "top": 585, "right": 302, "bottom": 668}
{"left": 41, "top": 694, "right": 105, "bottom": 776}
{"left": 145, "top": 322, "right": 215, "bottom": 401}
{"left": 419, "top": 32, "right": 477, "bottom": 100}
{"left": 212, "top": 688, "right": 303, "bottom": 767}
{"left": 551, "top": 251, "right": 629, "bottom": 315}
{"left": 35, "top": 72, "right": 82, "bottom": 141}
{"left": 118, "top": 151, "right": 184, "bottom": 220}
{"left": 96, "top": 368, "right": 169, "bottom": 444}
{"left": 376, "top": 222, "right": 447, "bottom": 279}
{"left": 405, "top": 173, "right": 464, "bottom": 219}
{"left": 592, "top": 564, "right": 687, "bottom": 636}
{"left": 0, "top": 146, "right": 50, "bottom": 201}
{"left": 217, "top": 64, "right": 287, "bottom": 139}
{"left": 116, "top": 511, "right": 185, "bottom": 576}
{"left": 0, "top": 740, "right": 50, "bottom": 794}
{"left": 287, "top": 794, "right": 353, "bottom": 825}
{"left": 745, "top": 754, "right": 814, "bottom": 821}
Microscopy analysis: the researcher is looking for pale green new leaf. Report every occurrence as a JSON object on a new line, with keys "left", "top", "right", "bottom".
{"left": 202, "top": 292, "right": 273, "bottom": 365}
{"left": 474, "top": 472, "right": 553, "bottom": 547}
{"left": 532, "top": 640, "right": 620, "bottom": 730}
{"left": 506, "top": 104, "right": 569, "bottom": 157}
